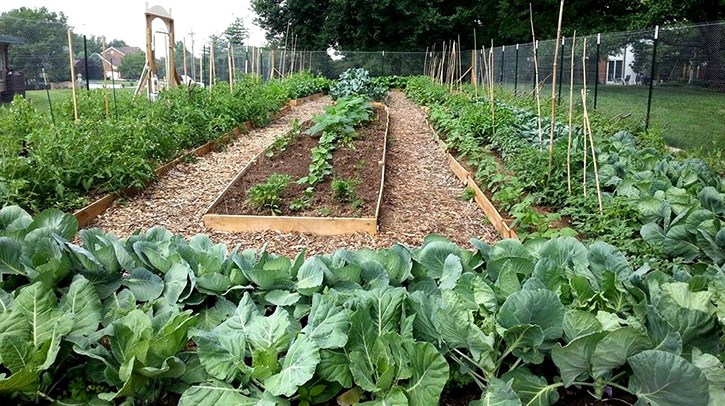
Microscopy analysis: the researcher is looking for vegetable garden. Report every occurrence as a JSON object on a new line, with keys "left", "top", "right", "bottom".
{"left": 0, "top": 65, "right": 724, "bottom": 406}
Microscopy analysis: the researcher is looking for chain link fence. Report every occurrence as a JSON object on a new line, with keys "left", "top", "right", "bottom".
{"left": 2, "top": 15, "right": 723, "bottom": 150}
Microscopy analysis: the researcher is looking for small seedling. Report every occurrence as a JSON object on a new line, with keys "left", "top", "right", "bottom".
{"left": 247, "top": 173, "right": 292, "bottom": 215}
{"left": 289, "top": 198, "right": 310, "bottom": 212}
{"left": 461, "top": 186, "right": 475, "bottom": 201}
{"left": 331, "top": 178, "right": 360, "bottom": 203}
{"left": 318, "top": 206, "right": 332, "bottom": 216}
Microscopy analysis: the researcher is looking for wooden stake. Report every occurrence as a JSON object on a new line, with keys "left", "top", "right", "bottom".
{"left": 227, "top": 41, "right": 233, "bottom": 92}
{"left": 547, "top": 0, "right": 565, "bottom": 179}
{"left": 473, "top": 29, "right": 478, "bottom": 96}
{"left": 582, "top": 88, "right": 603, "bottom": 214}
{"left": 582, "top": 38, "right": 588, "bottom": 196}
{"left": 209, "top": 41, "right": 214, "bottom": 87}
{"left": 183, "top": 37, "right": 188, "bottom": 79}
{"left": 102, "top": 36, "right": 109, "bottom": 118}
{"left": 270, "top": 50, "right": 276, "bottom": 78}
{"left": 457, "top": 35, "right": 462, "bottom": 91}
{"left": 67, "top": 29, "right": 78, "bottom": 121}
{"left": 566, "top": 32, "right": 577, "bottom": 193}
{"left": 530, "top": 4, "right": 543, "bottom": 149}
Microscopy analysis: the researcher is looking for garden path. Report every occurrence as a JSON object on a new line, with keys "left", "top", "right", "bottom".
{"left": 87, "top": 91, "right": 498, "bottom": 256}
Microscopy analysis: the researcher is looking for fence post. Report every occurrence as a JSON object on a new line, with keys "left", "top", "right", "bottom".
{"left": 500, "top": 45, "right": 505, "bottom": 83}
{"left": 594, "top": 33, "right": 601, "bottom": 109}
{"left": 514, "top": 44, "right": 519, "bottom": 92}
{"left": 557, "top": 37, "right": 565, "bottom": 104}
{"left": 83, "top": 35, "right": 90, "bottom": 91}
{"left": 645, "top": 26, "right": 659, "bottom": 131}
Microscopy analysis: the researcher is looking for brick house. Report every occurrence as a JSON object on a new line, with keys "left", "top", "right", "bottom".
{"left": 97, "top": 46, "right": 142, "bottom": 80}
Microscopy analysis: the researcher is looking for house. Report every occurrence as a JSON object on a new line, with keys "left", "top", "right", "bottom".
{"left": 598, "top": 44, "right": 639, "bottom": 85}
{"left": 0, "top": 35, "right": 26, "bottom": 102}
{"left": 97, "top": 46, "right": 143, "bottom": 80}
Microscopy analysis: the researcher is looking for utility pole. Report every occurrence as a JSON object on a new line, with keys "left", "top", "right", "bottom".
{"left": 189, "top": 30, "right": 196, "bottom": 81}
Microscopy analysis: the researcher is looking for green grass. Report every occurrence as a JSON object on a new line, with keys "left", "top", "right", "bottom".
{"left": 500, "top": 83, "right": 725, "bottom": 151}
{"left": 596, "top": 85, "right": 725, "bottom": 151}
{"left": 24, "top": 88, "right": 135, "bottom": 113}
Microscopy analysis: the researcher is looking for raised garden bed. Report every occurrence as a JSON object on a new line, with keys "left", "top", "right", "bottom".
{"left": 204, "top": 102, "right": 389, "bottom": 235}
{"left": 72, "top": 93, "right": 325, "bottom": 227}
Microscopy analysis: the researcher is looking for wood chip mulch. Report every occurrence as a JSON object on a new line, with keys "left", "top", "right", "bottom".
{"left": 86, "top": 91, "right": 499, "bottom": 257}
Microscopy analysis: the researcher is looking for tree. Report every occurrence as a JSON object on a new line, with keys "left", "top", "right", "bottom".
{"left": 224, "top": 17, "right": 249, "bottom": 45}
{"left": 118, "top": 51, "right": 145, "bottom": 80}
{"left": 0, "top": 7, "right": 72, "bottom": 81}
{"left": 108, "top": 39, "right": 128, "bottom": 48}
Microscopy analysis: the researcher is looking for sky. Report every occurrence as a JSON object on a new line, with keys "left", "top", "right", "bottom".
{"left": 1, "top": 0, "right": 269, "bottom": 55}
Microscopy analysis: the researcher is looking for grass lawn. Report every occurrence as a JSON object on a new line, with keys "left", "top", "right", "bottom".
{"left": 596, "top": 85, "right": 725, "bottom": 151}
{"left": 503, "top": 83, "right": 725, "bottom": 151}
{"left": 23, "top": 87, "right": 135, "bottom": 113}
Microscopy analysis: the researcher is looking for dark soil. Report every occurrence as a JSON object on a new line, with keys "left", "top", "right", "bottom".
{"left": 214, "top": 106, "right": 386, "bottom": 218}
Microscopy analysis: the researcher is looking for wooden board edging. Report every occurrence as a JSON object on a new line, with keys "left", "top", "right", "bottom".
{"left": 73, "top": 93, "right": 324, "bottom": 227}
{"left": 423, "top": 115, "right": 519, "bottom": 240}
{"left": 205, "top": 101, "right": 388, "bottom": 236}
{"left": 203, "top": 214, "right": 377, "bottom": 236}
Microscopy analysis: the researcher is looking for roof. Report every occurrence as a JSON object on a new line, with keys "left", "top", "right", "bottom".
{"left": 0, "top": 35, "right": 26, "bottom": 45}
{"left": 100, "top": 46, "right": 143, "bottom": 67}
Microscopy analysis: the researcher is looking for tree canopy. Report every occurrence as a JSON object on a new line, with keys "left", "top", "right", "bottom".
{"left": 251, "top": 0, "right": 725, "bottom": 51}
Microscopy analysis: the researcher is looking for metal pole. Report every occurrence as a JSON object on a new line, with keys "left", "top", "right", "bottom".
{"left": 594, "top": 33, "right": 601, "bottom": 109}
{"left": 514, "top": 44, "right": 519, "bottom": 92}
{"left": 557, "top": 37, "right": 565, "bottom": 104}
{"left": 500, "top": 45, "right": 504, "bottom": 83}
{"left": 645, "top": 26, "right": 659, "bottom": 131}
{"left": 83, "top": 35, "right": 90, "bottom": 91}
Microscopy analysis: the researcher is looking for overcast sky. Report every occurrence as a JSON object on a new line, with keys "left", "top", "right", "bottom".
{"left": 1, "top": 1, "right": 268, "bottom": 55}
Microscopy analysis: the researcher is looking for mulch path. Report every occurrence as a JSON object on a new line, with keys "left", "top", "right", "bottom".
{"left": 86, "top": 91, "right": 498, "bottom": 257}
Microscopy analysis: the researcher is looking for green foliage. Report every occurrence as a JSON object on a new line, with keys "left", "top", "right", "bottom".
{"left": 0, "top": 207, "right": 722, "bottom": 405}
{"left": 301, "top": 95, "right": 372, "bottom": 186}
{"left": 372, "top": 75, "right": 410, "bottom": 90}
{"left": 247, "top": 174, "right": 292, "bottom": 215}
{"left": 0, "top": 74, "right": 327, "bottom": 213}
{"left": 461, "top": 187, "right": 475, "bottom": 201}
{"left": 407, "top": 76, "right": 725, "bottom": 272}
{"left": 117, "top": 51, "right": 146, "bottom": 80}
{"left": 329, "top": 69, "right": 387, "bottom": 101}
{"left": 331, "top": 178, "right": 359, "bottom": 203}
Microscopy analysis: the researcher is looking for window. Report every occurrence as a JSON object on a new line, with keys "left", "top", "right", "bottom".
{"left": 607, "top": 60, "right": 623, "bottom": 82}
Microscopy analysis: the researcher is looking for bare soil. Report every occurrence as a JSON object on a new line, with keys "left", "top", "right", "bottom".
{"left": 86, "top": 91, "right": 498, "bottom": 257}
{"left": 214, "top": 106, "right": 386, "bottom": 218}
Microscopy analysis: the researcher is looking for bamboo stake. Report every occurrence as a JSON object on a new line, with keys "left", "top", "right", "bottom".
{"left": 440, "top": 42, "right": 446, "bottom": 84}
{"left": 529, "top": 4, "right": 543, "bottom": 149}
{"left": 209, "top": 41, "right": 214, "bottom": 87}
{"left": 231, "top": 44, "right": 236, "bottom": 80}
{"left": 183, "top": 37, "right": 188, "bottom": 79}
{"left": 566, "top": 32, "right": 577, "bottom": 193}
{"left": 488, "top": 45, "right": 496, "bottom": 134}
{"left": 270, "top": 50, "right": 275, "bottom": 78}
{"left": 457, "top": 35, "right": 462, "bottom": 91}
{"left": 547, "top": 0, "right": 565, "bottom": 179}
{"left": 227, "top": 42, "right": 233, "bottom": 92}
{"left": 582, "top": 37, "right": 588, "bottom": 196}
{"left": 67, "top": 29, "right": 78, "bottom": 121}
{"left": 102, "top": 36, "right": 109, "bottom": 118}
{"left": 582, "top": 88, "right": 603, "bottom": 214}
{"left": 424, "top": 46, "right": 428, "bottom": 77}
{"left": 473, "top": 29, "right": 478, "bottom": 97}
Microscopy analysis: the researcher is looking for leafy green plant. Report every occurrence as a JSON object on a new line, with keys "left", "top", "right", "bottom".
{"left": 0, "top": 206, "right": 724, "bottom": 406}
{"left": 289, "top": 197, "right": 310, "bottom": 212}
{"left": 331, "top": 178, "right": 360, "bottom": 203}
{"left": 329, "top": 68, "right": 387, "bottom": 101}
{"left": 461, "top": 186, "right": 475, "bottom": 201}
{"left": 247, "top": 173, "right": 292, "bottom": 215}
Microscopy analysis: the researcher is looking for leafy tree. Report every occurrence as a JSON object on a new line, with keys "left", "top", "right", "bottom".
{"left": 224, "top": 17, "right": 249, "bottom": 45}
{"left": 118, "top": 50, "right": 145, "bottom": 80}
{"left": 0, "top": 7, "right": 72, "bottom": 81}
